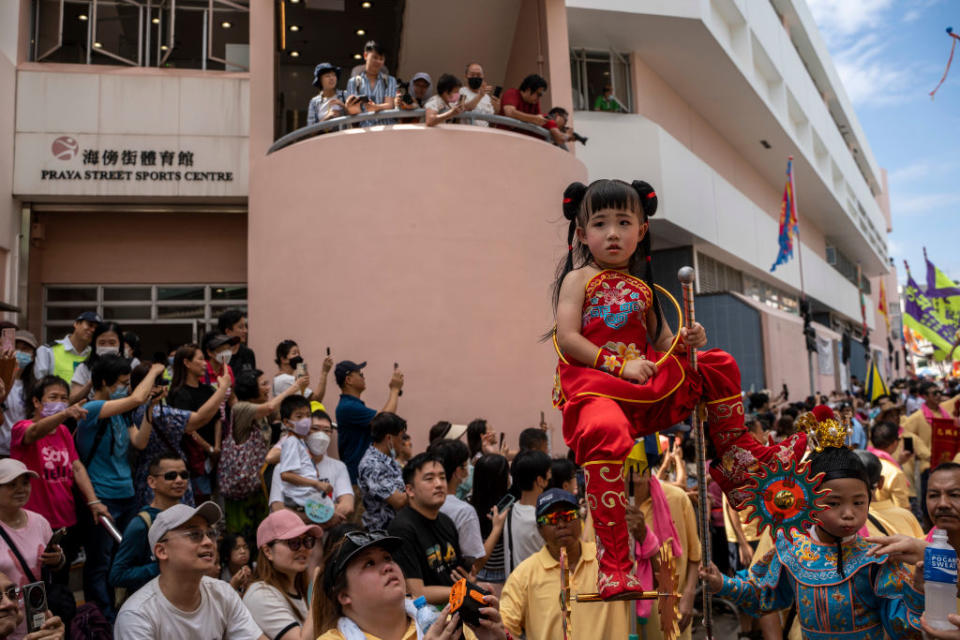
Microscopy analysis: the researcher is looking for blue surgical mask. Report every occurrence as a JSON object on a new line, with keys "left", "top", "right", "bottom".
{"left": 14, "top": 351, "right": 32, "bottom": 369}
{"left": 110, "top": 384, "right": 129, "bottom": 399}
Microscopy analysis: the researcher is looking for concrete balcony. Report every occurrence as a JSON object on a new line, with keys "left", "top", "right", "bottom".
{"left": 247, "top": 123, "right": 586, "bottom": 431}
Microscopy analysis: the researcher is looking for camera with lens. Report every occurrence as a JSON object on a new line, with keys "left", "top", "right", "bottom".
{"left": 23, "top": 581, "right": 47, "bottom": 633}
{"left": 395, "top": 78, "right": 414, "bottom": 105}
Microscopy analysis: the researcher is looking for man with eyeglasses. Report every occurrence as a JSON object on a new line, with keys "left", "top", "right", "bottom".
{"left": 500, "top": 488, "right": 629, "bottom": 640}
{"left": 0, "top": 570, "right": 64, "bottom": 639}
{"left": 115, "top": 501, "right": 264, "bottom": 639}
{"left": 499, "top": 74, "right": 560, "bottom": 139}
{"left": 110, "top": 453, "right": 190, "bottom": 596}
{"left": 902, "top": 381, "right": 955, "bottom": 520}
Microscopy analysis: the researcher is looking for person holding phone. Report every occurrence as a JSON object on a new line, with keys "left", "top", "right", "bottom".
{"left": 469, "top": 455, "right": 511, "bottom": 593}
{"left": 424, "top": 74, "right": 467, "bottom": 127}
{"left": 0, "top": 570, "right": 64, "bottom": 640}
{"left": 345, "top": 41, "right": 400, "bottom": 127}
{"left": 272, "top": 340, "right": 332, "bottom": 404}
{"left": 460, "top": 63, "right": 500, "bottom": 127}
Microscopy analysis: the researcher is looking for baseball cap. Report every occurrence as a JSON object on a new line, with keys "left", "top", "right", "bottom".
{"left": 323, "top": 530, "right": 403, "bottom": 592}
{"left": 14, "top": 330, "right": 38, "bottom": 350}
{"left": 256, "top": 509, "right": 322, "bottom": 549}
{"left": 334, "top": 360, "right": 366, "bottom": 387}
{"left": 148, "top": 501, "right": 222, "bottom": 550}
{"left": 75, "top": 311, "right": 102, "bottom": 324}
{"left": 203, "top": 333, "right": 240, "bottom": 352}
{"left": 313, "top": 62, "right": 341, "bottom": 87}
{"left": 0, "top": 459, "right": 38, "bottom": 485}
{"left": 535, "top": 488, "right": 579, "bottom": 518}
{"left": 411, "top": 72, "right": 432, "bottom": 87}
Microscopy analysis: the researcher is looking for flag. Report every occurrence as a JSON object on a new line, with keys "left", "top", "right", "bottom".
{"left": 769, "top": 157, "right": 798, "bottom": 273}
{"left": 903, "top": 265, "right": 957, "bottom": 356}
{"left": 878, "top": 279, "right": 890, "bottom": 334}
{"left": 857, "top": 264, "right": 868, "bottom": 337}
{"left": 924, "top": 248, "right": 960, "bottom": 320}
{"left": 865, "top": 358, "right": 888, "bottom": 403}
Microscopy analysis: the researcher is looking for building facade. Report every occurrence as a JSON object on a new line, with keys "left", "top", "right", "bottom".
{"left": 0, "top": 0, "right": 903, "bottom": 440}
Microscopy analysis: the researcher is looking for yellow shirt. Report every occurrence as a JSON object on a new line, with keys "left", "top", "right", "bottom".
{"left": 876, "top": 458, "right": 911, "bottom": 509}
{"left": 317, "top": 619, "right": 417, "bottom": 640}
{"left": 723, "top": 494, "right": 760, "bottom": 543}
{"left": 638, "top": 482, "right": 701, "bottom": 640}
{"left": 871, "top": 498, "right": 924, "bottom": 538}
{"left": 500, "top": 542, "right": 629, "bottom": 640}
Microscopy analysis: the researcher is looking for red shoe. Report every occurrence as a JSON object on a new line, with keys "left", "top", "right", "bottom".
{"left": 705, "top": 394, "right": 808, "bottom": 507}
{"left": 583, "top": 460, "right": 644, "bottom": 599}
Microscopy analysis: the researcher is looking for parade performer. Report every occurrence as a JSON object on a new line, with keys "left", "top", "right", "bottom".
{"left": 700, "top": 423, "right": 925, "bottom": 640}
{"left": 550, "top": 178, "right": 807, "bottom": 598}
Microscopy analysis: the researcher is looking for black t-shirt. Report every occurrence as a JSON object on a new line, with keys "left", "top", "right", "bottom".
{"left": 168, "top": 383, "right": 217, "bottom": 443}
{"left": 231, "top": 344, "right": 257, "bottom": 375}
{"left": 387, "top": 507, "right": 464, "bottom": 587}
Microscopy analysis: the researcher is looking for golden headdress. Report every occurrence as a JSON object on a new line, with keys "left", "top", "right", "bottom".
{"left": 795, "top": 405, "right": 851, "bottom": 452}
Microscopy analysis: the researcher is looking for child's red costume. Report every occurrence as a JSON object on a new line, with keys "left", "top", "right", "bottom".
{"left": 553, "top": 269, "right": 807, "bottom": 599}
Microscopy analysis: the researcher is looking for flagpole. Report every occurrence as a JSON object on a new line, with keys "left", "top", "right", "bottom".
{"left": 790, "top": 156, "right": 816, "bottom": 397}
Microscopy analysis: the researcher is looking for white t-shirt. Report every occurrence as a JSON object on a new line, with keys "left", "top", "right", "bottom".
{"left": 115, "top": 575, "right": 262, "bottom": 640}
{"left": 460, "top": 86, "right": 494, "bottom": 126}
{"left": 272, "top": 374, "right": 312, "bottom": 399}
{"left": 243, "top": 581, "right": 308, "bottom": 639}
{"left": 278, "top": 436, "right": 318, "bottom": 507}
{"left": 440, "top": 493, "right": 486, "bottom": 561}
{"left": 0, "top": 380, "right": 25, "bottom": 456}
{"left": 503, "top": 503, "right": 543, "bottom": 572}
{"left": 315, "top": 455, "right": 352, "bottom": 501}
{"left": 424, "top": 94, "right": 454, "bottom": 114}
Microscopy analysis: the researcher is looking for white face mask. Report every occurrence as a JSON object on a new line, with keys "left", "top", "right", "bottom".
{"left": 307, "top": 431, "right": 331, "bottom": 456}
{"left": 96, "top": 345, "right": 120, "bottom": 357}
{"left": 215, "top": 350, "right": 232, "bottom": 365}
{"left": 291, "top": 417, "right": 311, "bottom": 436}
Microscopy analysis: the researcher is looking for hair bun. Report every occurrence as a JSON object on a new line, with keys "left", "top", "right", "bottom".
{"left": 562, "top": 182, "right": 587, "bottom": 221}
{"left": 631, "top": 180, "right": 658, "bottom": 218}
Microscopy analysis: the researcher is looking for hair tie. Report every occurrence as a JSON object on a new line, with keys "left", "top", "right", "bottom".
{"left": 563, "top": 197, "right": 572, "bottom": 204}
{"left": 646, "top": 256, "right": 652, "bottom": 262}
{"left": 646, "top": 192, "right": 656, "bottom": 199}
{"left": 568, "top": 244, "right": 574, "bottom": 251}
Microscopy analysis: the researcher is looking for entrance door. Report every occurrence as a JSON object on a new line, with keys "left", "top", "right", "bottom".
{"left": 125, "top": 321, "right": 197, "bottom": 362}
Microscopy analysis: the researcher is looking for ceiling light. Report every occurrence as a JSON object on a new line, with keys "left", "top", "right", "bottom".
{"left": 93, "top": 42, "right": 102, "bottom": 48}
{"left": 356, "top": 29, "right": 366, "bottom": 36}
{"left": 221, "top": 21, "right": 231, "bottom": 28}
{"left": 151, "top": 17, "right": 160, "bottom": 24}
{"left": 290, "top": 25, "right": 300, "bottom": 32}
{"left": 353, "top": 53, "right": 362, "bottom": 60}
{"left": 78, "top": 14, "right": 88, "bottom": 21}
{"left": 361, "top": 1, "right": 372, "bottom": 7}
{"left": 290, "top": 0, "right": 300, "bottom": 3}
{"left": 160, "top": 45, "right": 169, "bottom": 51}
{"left": 290, "top": 50, "right": 300, "bottom": 57}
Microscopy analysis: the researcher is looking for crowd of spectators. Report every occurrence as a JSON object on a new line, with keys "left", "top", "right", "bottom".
{"left": 305, "top": 40, "right": 587, "bottom": 151}
{"left": 0, "top": 304, "right": 955, "bottom": 639}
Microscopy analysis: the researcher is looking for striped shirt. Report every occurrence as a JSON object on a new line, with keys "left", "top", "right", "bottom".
{"left": 347, "top": 70, "right": 398, "bottom": 126}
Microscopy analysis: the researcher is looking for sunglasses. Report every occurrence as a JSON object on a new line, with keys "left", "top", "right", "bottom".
{"left": 275, "top": 535, "right": 317, "bottom": 551}
{"left": 161, "top": 527, "right": 221, "bottom": 544}
{"left": 153, "top": 470, "right": 190, "bottom": 481}
{"left": 0, "top": 586, "right": 20, "bottom": 603}
{"left": 536, "top": 509, "right": 579, "bottom": 526}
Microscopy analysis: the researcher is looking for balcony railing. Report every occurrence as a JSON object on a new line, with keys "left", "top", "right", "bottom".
{"left": 268, "top": 110, "right": 552, "bottom": 155}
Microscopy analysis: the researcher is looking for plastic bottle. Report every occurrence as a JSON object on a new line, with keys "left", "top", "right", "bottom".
{"left": 924, "top": 528, "right": 958, "bottom": 630}
{"left": 413, "top": 596, "right": 440, "bottom": 633}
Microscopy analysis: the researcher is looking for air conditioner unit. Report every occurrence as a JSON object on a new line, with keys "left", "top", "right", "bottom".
{"left": 825, "top": 246, "right": 837, "bottom": 266}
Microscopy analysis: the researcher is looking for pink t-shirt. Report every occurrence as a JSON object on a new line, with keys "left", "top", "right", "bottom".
{"left": 11, "top": 421, "right": 80, "bottom": 529}
{"left": 0, "top": 511, "right": 52, "bottom": 640}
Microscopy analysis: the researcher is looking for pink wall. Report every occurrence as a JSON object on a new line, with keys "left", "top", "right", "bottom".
{"left": 248, "top": 124, "right": 586, "bottom": 450}
{"left": 503, "top": 0, "right": 572, "bottom": 114}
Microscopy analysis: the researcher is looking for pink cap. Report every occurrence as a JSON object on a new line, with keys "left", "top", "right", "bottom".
{"left": 256, "top": 509, "right": 322, "bottom": 549}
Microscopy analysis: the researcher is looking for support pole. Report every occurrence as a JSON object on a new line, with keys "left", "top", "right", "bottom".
{"left": 678, "top": 266, "right": 713, "bottom": 640}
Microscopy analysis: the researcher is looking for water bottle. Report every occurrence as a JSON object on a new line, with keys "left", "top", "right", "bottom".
{"left": 924, "top": 528, "right": 958, "bottom": 630}
{"left": 413, "top": 596, "right": 440, "bottom": 633}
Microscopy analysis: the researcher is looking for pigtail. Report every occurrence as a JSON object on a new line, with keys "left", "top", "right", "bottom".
{"left": 549, "top": 182, "right": 588, "bottom": 315}
{"left": 630, "top": 180, "right": 664, "bottom": 340}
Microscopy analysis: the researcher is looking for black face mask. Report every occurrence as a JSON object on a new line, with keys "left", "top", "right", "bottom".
{"left": 467, "top": 77, "right": 483, "bottom": 91}
{"left": 288, "top": 356, "right": 304, "bottom": 368}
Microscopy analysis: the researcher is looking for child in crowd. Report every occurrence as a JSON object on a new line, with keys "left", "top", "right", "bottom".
{"left": 700, "top": 444, "right": 925, "bottom": 640}
{"left": 277, "top": 396, "right": 333, "bottom": 522}
{"left": 550, "top": 178, "right": 807, "bottom": 598}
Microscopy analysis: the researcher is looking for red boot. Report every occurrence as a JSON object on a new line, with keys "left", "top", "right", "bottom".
{"left": 705, "top": 393, "right": 808, "bottom": 507}
{"left": 583, "top": 460, "right": 644, "bottom": 599}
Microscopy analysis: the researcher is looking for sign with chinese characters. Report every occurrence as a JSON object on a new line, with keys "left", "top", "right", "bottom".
{"left": 14, "top": 133, "right": 248, "bottom": 198}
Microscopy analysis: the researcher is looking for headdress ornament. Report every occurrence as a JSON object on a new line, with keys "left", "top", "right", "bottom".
{"left": 795, "top": 405, "right": 851, "bottom": 452}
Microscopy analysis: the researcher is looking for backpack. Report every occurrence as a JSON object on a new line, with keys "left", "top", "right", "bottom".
{"left": 70, "top": 603, "right": 112, "bottom": 640}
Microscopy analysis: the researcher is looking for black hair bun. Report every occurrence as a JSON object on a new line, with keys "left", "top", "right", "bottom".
{"left": 562, "top": 182, "right": 587, "bottom": 221}
{"left": 631, "top": 180, "right": 658, "bottom": 218}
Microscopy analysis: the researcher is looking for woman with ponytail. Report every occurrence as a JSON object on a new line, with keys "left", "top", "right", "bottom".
{"left": 550, "top": 178, "right": 808, "bottom": 599}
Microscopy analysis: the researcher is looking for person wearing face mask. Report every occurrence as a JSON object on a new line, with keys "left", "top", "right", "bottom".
{"left": 69, "top": 321, "right": 126, "bottom": 404}
{"left": 0, "top": 332, "right": 39, "bottom": 457}
{"left": 461, "top": 63, "right": 500, "bottom": 127}
{"left": 306, "top": 411, "right": 353, "bottom": 527}
{"left": 272, "top": 340, "right": 333, "bottom": 403}
{"left": 277, "top": 396, "right": 335, "bottom": 524}
{"left": 424, "top": 74, "right": 467, "bottom": 127}
{"left": 202, "top": 333, "right": 238, "bottom": 390}
{"left": 75, "top": 354, "right": 166, "bottom": 621}
{"left": 357, "top": 413, "right": 409, "bottom": 531}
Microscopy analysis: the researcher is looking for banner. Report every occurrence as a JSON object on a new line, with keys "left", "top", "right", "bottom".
{"left": 925, "top": 249, "right": 960, "bottom": 321}
{"left": 816, "top": 336, "right": 834, "bottom": 376}
{"left": 903, "top": 271, "right": 957, "bottom": 357}
{"left": 770, "top": 158, "right": 798, "bottom": 273}
{"left": 931, "top": 418, "right": 960, "bottom": 467}
{"left": 865, "top": 358, "right": 888, "bottom": 403}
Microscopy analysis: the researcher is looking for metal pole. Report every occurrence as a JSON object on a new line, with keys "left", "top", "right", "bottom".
{"left": 678, "top": 266, "right": 713, "bottom": 640}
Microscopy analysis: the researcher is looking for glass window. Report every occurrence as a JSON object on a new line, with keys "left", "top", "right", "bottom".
{"left": 45, "top": 306, "right": 88, "bottom": 321}
{"left": 46, "top": 287, "right": 97, "bottom": 303}
{"left": 104, "top": 287, "right": 152, "bottom": 301}
{"left": 211, "top": 286, "right": 247, "bottom": 300}
{"left": 158, "top": 286, "right": 205, "bottom": 301}
{"left": 103, "top": 305, "right": 152, "bottom": 320}
{"left": 157, "top": 304, "right": 205, "bottom": 319}
{"left": 570, "top": 49, "right": 631, "bottom": 113}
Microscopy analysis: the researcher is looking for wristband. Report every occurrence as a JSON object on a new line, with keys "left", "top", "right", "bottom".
{"left": 88, "top": 500, "right": 101, "bottom": 506}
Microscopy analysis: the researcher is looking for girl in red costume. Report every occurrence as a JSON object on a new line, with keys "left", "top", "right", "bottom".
{"left": 551, "top": 179, "right": 807, "bottom": 599}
